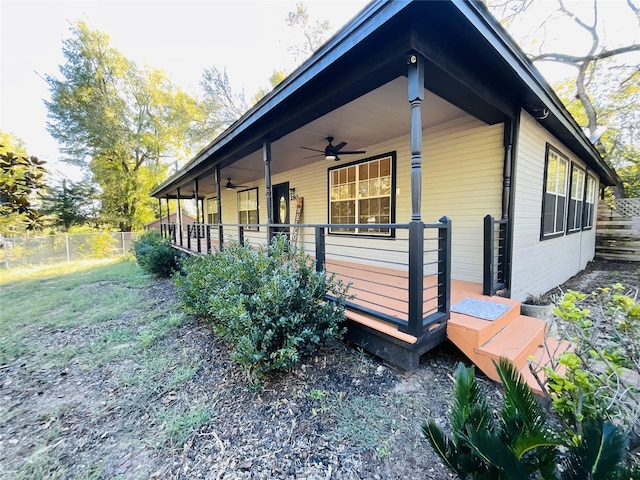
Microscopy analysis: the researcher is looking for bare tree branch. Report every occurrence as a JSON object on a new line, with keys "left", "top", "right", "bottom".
{"left": 529, "top": 45, "right": 640, "bottom": 64}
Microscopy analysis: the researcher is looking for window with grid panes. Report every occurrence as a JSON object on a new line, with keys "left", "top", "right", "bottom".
{"left": 583, "top": 175, "right": 597, "bottom": 229}
{"left": 329, "top": 155, "right": 393, "bottom": 235}
{"left": 237, "top": 188, "right": 258, "bottom": 230}
{"left": 207, "top": 198, "right": 219, "bottom": 224}
{"left": 567, "top": 165, "right": 585, "bottom": 233}
{"left": 542, "top": 146, "right": 569, "bottom": 238}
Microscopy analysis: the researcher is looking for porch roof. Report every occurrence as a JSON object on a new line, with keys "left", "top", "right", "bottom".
{"left": 151, "top": 0, "right": 617, "bottom": 199}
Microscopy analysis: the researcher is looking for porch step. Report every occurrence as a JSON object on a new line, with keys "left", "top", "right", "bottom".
{"left": 447, "top": 299, "right": 572, "bottom": 395}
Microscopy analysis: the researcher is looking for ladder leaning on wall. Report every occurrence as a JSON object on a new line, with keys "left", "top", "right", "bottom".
{"left": 291, "top": 197, "right": 304, "bottom": 247}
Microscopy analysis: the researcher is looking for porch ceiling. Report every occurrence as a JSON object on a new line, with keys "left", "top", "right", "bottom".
{"left": 175, "top": 77, "right": 466, "bottom": 199}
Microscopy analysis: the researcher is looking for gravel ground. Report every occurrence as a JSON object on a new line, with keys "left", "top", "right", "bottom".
{"left": 1, "top": 259, "right": 637, "bottom": 479}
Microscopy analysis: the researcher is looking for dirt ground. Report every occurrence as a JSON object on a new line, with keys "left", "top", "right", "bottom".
{"left": 1, "top": 259, "right": 638, "bottom": 479}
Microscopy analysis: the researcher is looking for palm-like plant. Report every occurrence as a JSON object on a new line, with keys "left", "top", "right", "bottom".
{"left": 424, "top": 358, "right": 634, "bottom": 480}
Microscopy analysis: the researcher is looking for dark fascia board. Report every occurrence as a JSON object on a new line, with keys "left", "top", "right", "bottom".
{"left": 151, "top": 0, "right": 408, "bottom": 197}
{"left": 453, "top": 1, "right": 617, "bottom": 186}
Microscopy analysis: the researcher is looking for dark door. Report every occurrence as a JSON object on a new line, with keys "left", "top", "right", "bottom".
{"left": 272, "top": 182, "right": 290, "bottom": 236}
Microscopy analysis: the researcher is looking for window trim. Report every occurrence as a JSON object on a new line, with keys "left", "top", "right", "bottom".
{"left": 327, "top": 152, "right": 396, "bottom": 238}
{"left": 237, "top": 187, "right": 259, "bottom": 231}
{"left": 206, "top": 197, "right": 219, "bottom": 225}
{"left": 566, "top": 164, "right": 586, "bottom": 235}
{"left": 540, "top": 144, "right": 569, "bottom": 240}
{"left": 582, "top": 174, "right": 597, "bottom": 230}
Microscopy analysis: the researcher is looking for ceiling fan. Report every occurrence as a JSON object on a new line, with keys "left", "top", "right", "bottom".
{"left": 225, "top": 178, "right": 248, "bottom": 189}
{"left": 300, "top": 136, "right": 365, "bottom": 161}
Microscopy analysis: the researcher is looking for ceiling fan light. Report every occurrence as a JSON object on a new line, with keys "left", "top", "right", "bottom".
{"left": 325, "top": 154, "right": 336, "bottom": 161}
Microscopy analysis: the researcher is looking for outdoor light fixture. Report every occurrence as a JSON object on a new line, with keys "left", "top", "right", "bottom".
{"left": 325, "top": 154, "right": 337, "bottom": 161}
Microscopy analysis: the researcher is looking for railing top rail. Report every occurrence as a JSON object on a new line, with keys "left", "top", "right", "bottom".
{"left": 161, "top": 221, "right": 452, "bottom": 230}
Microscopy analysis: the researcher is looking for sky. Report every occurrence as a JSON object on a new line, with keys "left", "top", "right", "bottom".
{"left": 1, "top": 0, "right": 638, "bottom": 183}
{"left": 0, "top": 0, "right": 368, "bottom": 180}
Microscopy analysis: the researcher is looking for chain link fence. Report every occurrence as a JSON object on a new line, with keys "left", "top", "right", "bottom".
{"left": 0, "top": 232, "right": 140, "bottom": 269}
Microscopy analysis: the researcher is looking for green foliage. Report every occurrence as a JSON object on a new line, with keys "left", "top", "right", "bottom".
{"left": 42, "top": 179, "right": 98, "bottom": 231}
{"left": 424, "top": 359, "right": 558, "bottom": 479}
{"left": 45, "top": 21, "right": 214, "bottom": 231}
{"left": 175, "top": 236, "right": 350, "bottom": 387}
{"left": 424, "top": 358, "right": 636, "bottom": 480}
{"left": 133, "top": 230, "right": 184, "bottom": 277}
{"left": 543, "top": 285, "right": 640, "bottom": 445}
{"left": 0, "top": 132, "right": 47, "bottom": 231}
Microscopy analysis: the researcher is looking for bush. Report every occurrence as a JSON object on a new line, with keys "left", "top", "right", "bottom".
{"left": 175, "top": 236, "right": 350, "bottom": 387}
{"left": 532, "top": 284, "right": 640, "bottom": 448}
{"left": 424, "top": 358, "right": 638, "bottom": 480}
{"left": 133, "top": 231, "right": 184, "bottom": 277}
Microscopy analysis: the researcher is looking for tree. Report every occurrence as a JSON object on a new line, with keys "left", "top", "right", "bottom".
{"left": 285, "top": 1, "right": 332, "bottom": 62}
{"left": 199, "top": 2, "right": 332, "bottom": 125}
{"left": 488, "top": 0, "right": 640, "bottom": 197}
{"left": 0, "top": 132, "right": 47, "bottom": 232}
{"left": 42, "top": 179, "right": 98, "bottom": 231}
{"left": 46, "top": 21, "right": 215, "bottom": 231}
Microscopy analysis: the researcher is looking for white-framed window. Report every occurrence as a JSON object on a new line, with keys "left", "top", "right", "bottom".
{"left": 238, "top": 188, "right": 259, "bottom": 230}
{"left": 567, "top": 165, "right": 585, "bottom": 233}
{"left": 583, "top": 175, "right": 597, "bottom": 229}
{"left": 206, "top": 198, "right": 219, "bottom": 224}
{"left": 541, "top": 145, "right": 569, "bottom": 239}
{"left": 329, "top": 154, "right": 394, "bottom": 236}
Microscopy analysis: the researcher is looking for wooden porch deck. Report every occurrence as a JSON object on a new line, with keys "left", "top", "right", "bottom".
{"left": 170, "top": 232, "right": 566, "bottom": 393}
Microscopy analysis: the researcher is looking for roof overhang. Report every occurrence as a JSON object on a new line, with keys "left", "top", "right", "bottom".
{"left": 151, "top": 0, "right": 617, "bottom": 198}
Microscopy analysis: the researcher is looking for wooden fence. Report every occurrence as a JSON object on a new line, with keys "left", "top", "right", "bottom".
{"left": 596, "top": 199, "right": 640, "bottom": 261}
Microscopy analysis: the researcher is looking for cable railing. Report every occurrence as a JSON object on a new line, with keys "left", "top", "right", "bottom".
{"left": 483, "top": 215, "right": 509, "bottom": 296}
{"left": 161, "top": 219, "right": 452, "bottom": 338}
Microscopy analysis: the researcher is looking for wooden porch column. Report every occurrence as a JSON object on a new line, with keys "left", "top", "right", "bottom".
{"left": 165, "top": 194, "right": 173, "bottom": 242}
{"left": 502, "top": 118, "right": 516, "bottom": 220}
{"left": 215, "top": 165, "right": 224, "bottom": 250}
{"left": 408, "top": 52, "right": 424, "bottom": 221}
{"left": 407, "top": 52, "right": 425, "bottom": 338}
{"left": 157, "top": 198, "right": 162, "bottom": 236}
{"left": 263, "top": 138, "right": 273, "bottom": 243}
{"left": 193, "top": 178, "right": 201, "bottom": 252}
{"left": 176, "top": 188, "right": 183, "bottom": 247}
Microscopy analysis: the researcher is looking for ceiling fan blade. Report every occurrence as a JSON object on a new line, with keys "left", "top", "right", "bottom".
{"left": 333, "top": 141, "right": 348, "bottom": 151}
{"left": 300, "top": 146, "right": 325, "bottom": 153}
{"left": 301, "top": 153, "right": 324, "bottom": 159}
{"left": 337, "top": 150, "right": 366, "bottom": 155}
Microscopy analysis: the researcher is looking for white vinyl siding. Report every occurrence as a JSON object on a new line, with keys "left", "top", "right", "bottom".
{"left": 510, "top": 111, "right": 599, "bottom": 300}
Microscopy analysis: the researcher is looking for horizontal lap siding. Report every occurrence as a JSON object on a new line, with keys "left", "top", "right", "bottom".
{"left": 209, "top": 115, "right": 503, "bottom": 284}
{"left": 510, "top": 111, "right": 598, "bottom": 300}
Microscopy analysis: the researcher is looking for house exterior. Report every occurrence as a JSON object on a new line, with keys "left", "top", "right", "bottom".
{"left": 150, "top": 0, "right": 616, "bottom": 370}
{"left": 145, "top": 212, "right": 195, "bottom": 233}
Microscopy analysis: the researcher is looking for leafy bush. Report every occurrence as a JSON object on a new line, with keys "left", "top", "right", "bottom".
{"left": 534, "top": 284, "right": 640, "bottom": 447}
{"left": 133, "top": 230, "right": 184, "bottom": 277}
{"left": 424, "top": 358, "right": 637, "bottom": 480}
{"left": 175, "top": 236, "right": 350, "bottom": 387}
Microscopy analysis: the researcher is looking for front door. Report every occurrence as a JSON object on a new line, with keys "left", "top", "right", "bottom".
{"left": 272, "top": 182, "right": 290, "bottom": 236}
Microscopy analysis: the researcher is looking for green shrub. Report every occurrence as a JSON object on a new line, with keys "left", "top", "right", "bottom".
{"left": 133, "top": 231, "right": 184, "bottom": 277}
{"left": 175, "top": 236, "right": 350, "bottom": 387}
{"left": 424, "top": 358, "right": 637, "bottom": 480}
{"left": 537, "top": 285, "right": 640, "bottom": 447}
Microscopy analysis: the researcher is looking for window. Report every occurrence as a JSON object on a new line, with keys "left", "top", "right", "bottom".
{"left": 329, "top": 154, "right": 394, "bottom": 235}
{"left": 542, "top": 146, "right": 569, "bottom": 238}
{"left": 238, "top": 188, "right": 259, "bottom": 230}
{"left": 567, "top": 165, "right": 585, "bottom": 233}
{"left": 207, "top": 198, "right": 219, "bottom": 224}
{"left": 583, "top": 175, "right": 597, "bottom": 229}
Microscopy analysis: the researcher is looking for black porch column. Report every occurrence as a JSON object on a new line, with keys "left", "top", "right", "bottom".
{"left": 407, "top": 52, "right": 425, "bottom": 338}
{"left": 263, "top": 138, "right": 273, "bottom": 243}
{"left": 215, "top": 165, "right": 224, "bottom": 250}
{"left": 176, "top": 188, "right": 183, "bottom": 247}
{"left": 165, "top": 194, "right": 172, "bottom": 242}
{"left": 502, "top": 118, "right": 516, "bottom": 220}
{"left": 194, "top": 178, "right": 201, "bottom": 252}
{"left": 157, "top": 198, "right": 162, "bottom": 236}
